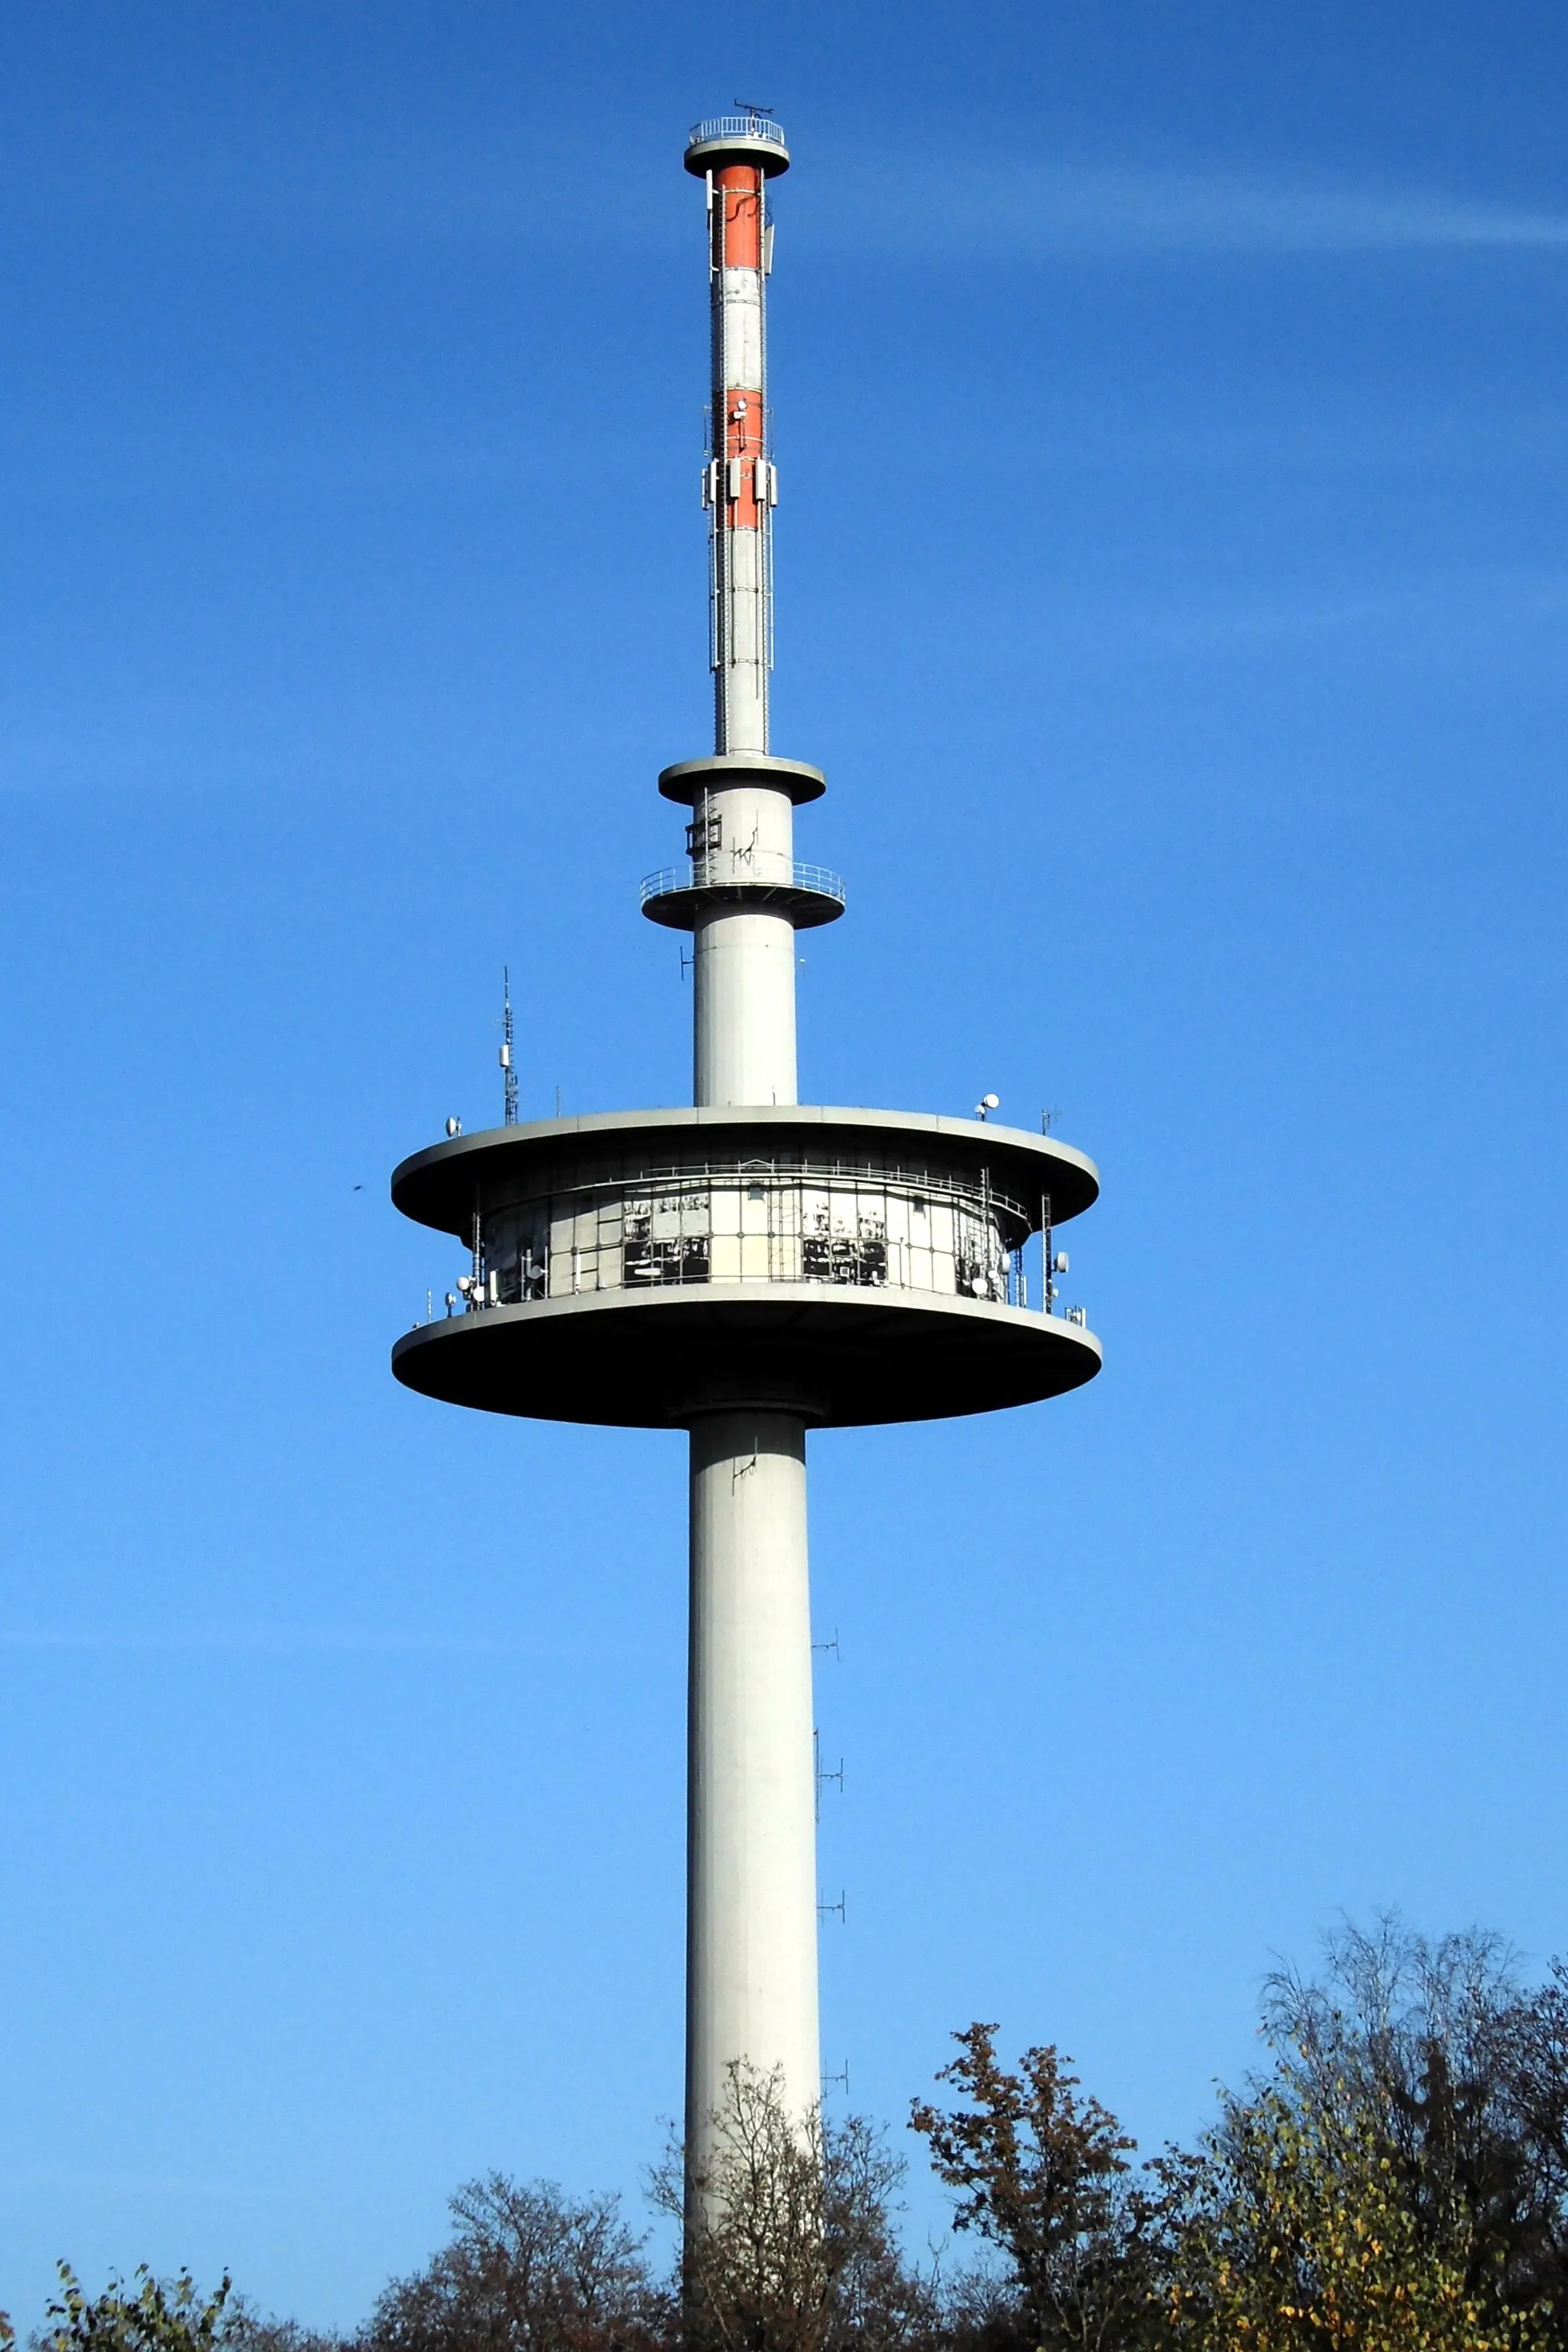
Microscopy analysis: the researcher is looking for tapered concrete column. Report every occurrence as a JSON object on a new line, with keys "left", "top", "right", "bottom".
{"left": 693, "top": 910, "right": 798, "bottom": 1106}
{"left": 685, "top": 1410, "right": 820, "bottom": 2203}
{"left": 691, "top": 779, "right": 798, "bottom": 1108}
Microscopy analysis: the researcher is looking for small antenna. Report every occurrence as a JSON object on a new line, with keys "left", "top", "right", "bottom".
{"left": 814, "top": 1728, "right": 844, "bottom": 1821}
{"left": 735, "top": 96, "right": 773, "bottom": 116}
{"left": 501, "top": 968, "right": 519, "bottom": 1126}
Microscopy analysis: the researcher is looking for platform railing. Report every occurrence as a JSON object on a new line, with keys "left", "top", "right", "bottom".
{"left": 413, "top": 1163, "right": 1084, "bottom": 1328}
{"left": 782, "top": 861, "right": 844, "bottom": 900}
{"left": 687, "top": 115, "right": 788, "bottom": 153}
{"left": 639, "top": 861, "right": 845, "bottom": 909}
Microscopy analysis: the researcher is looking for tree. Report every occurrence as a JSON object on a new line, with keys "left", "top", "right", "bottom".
{"left": 1161, "top": 2066, "right": 1553, "bottom": 2351}
{"left": 1492, "top": 1958, "right": 1568, "bottom": 2310}
{"left": 220, "top": 2304, "right": 344, "bottom": 2352}
{"left": 909, "top": 2024, "right": 1169, "bottom": 2352}
{"left": 1265, "top": 1916, "right": 1568, "bottom": 2328}
{"left": 34, "top": 2268, "right": 231, "bottom": 2352}
{"left": 817, "top": 2112, "right": 935, "bottom": 2352}
{"left": 360, "top": 2177, "right": 660, "bottom": 2352}
{"left": 655, "top": 2062, "right": 931, "bottom": 2352}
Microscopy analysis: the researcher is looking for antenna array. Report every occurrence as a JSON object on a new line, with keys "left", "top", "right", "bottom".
{"left": 501, "top": 967, "right": 519, "bottom": 1126}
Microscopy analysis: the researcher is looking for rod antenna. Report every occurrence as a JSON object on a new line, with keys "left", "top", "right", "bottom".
{"left": 501, "top": 967, "right": 519, "bottom": 1126}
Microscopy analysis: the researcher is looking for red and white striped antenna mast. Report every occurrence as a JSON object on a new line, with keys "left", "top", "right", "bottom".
{"left": 697, "top": 107, "right": 784, "bottom": 756}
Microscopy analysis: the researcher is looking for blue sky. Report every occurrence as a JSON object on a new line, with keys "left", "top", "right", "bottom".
{"left": 2, "top": 0, "right": 1565, "bottom": 2331}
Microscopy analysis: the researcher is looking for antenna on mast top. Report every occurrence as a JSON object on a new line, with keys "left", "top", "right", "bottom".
{"left": 501, "top": 968, "right": 519, "bottom": 1126}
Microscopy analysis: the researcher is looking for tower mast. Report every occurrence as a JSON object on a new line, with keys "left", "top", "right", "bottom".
{"left": 681, "top": 109, "right": 818, "bottom": 2194}
{"left": 389, "top": 106, "right": 1102, "bottom": 2262}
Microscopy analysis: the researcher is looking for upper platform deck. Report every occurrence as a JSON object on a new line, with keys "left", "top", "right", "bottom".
{"left": 391, "top": 1104, "right": 1099, "bottom": 1239}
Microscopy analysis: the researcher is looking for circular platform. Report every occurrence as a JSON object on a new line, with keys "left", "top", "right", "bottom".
{"left": 391, "top": 1106, "right": 1099, "bottom": 1236}
{"left": 390, "top": 1107, "right": 1101, "bottom": 1432}
{"left": 391, "top": 1282, "right": 1100, "bottom": 1430}
{"left": 658, "top": 754, "right": 825, "bottom": 807}
{"left": 640, "top": 867, "right": 845, "bottom": 931}
{"left": 684, "top": 118, "right": 791, "bottom": 179}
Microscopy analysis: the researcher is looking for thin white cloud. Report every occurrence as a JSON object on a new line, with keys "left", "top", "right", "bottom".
{"left": 792, "top": 153, "right": 1568, "bottom": 258}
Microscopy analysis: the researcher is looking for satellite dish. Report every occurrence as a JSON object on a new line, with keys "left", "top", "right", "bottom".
{"left": 446, "top": 1116, "right": 462, "bottom": 1138}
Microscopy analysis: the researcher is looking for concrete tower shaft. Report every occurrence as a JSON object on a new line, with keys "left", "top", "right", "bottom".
{"left": 686, "top": 1412, "right": 820, "bottom": 2172}
{"left": 694, "top": 901, "right": 797, "bottom": 1107}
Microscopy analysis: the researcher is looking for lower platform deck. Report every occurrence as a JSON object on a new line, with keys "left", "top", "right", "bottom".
{"left": 390, "top": 1282, "right": 1101, "bottom": 1429}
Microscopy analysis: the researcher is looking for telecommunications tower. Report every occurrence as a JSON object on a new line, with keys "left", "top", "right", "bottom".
{"left": 390, "top": 113, "right": 1101, "bottom": 2206}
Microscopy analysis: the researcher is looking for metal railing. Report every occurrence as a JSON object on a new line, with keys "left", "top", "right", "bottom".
{"left": 688, "top": 115, "right": 788, "bottom": 153}
{"left": 413, "top": 1155, "right": 1086, "bottom": 1326}
{"left": 788, "top": 861, "right": 844, "bottom": 901}
{"left": 640, "top": 861, "right": 845, "bottom": 909}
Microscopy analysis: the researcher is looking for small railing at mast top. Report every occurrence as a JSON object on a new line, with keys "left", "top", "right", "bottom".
{"left": 687, "top": 114, "right": 788, "bottom": 153}
{"left": 639, "top": 860, "right": 844, "bottom": 907}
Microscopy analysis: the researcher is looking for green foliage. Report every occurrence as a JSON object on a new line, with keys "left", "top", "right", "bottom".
{"left": 36, "top": 2267, "right": 231, "bottom": 2352}
{"left": 1162, "top": 2067, "right": 1553, "bottom": 2350}
{"left": 1263, "top": 1919, "right": 1568, "bottom": 2321}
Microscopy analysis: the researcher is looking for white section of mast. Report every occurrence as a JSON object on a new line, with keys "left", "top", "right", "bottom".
{"left": 694, "top": 162, "right": 797, "bottom": 1111}
{"left": 685, "top": 1411, "right": 821, "bottom": 2200}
